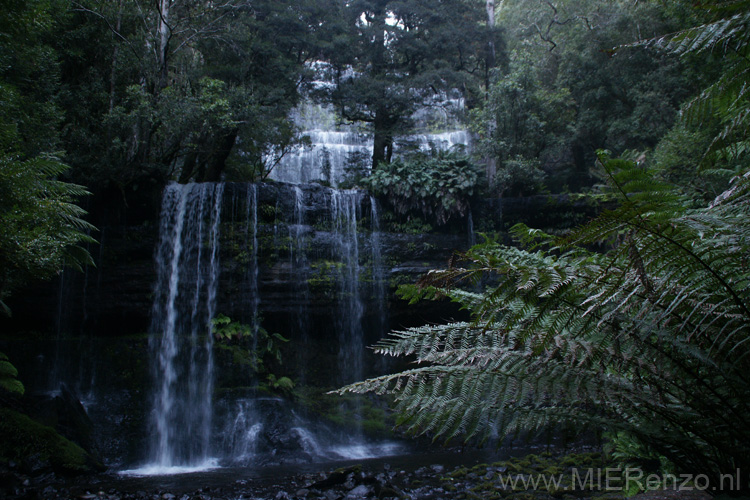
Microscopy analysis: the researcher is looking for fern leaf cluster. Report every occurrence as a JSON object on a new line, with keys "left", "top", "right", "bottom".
{"left": 338, "top": 157, "right": 750, "bottom": 481}
{"left": 0, "top": 154, "right": 96, "bottom": 309}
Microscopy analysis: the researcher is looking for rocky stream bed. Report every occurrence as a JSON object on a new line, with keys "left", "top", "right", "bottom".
{"left": 1, "top": 449, "right": 714, "bottom": 500}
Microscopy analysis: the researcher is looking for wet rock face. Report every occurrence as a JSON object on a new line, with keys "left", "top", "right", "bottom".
{"left": 2, "top": 181, "right": 472, "bottom": 468}
{"left": 4, "top": 182, "right": 467, "bottom": 337}
{"left": 3, "top": 184, "right": 605, "bottom": 342}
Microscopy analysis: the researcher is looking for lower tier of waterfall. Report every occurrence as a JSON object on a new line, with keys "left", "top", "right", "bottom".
{"left": 130, "top": 182, "right": 399, "bottom": 473}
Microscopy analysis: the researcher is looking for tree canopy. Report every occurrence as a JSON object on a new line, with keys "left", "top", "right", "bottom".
{"left": 321, "top": 0, "right": 501, "bottom": 169}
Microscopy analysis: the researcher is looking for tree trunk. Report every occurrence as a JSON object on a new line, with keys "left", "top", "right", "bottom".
{"left": 157, "top": 0, "right": 171, "bottom": 89}
{"left": 486, "top": 0, "right": 496, "bottom": 57}
{"left": 370, "top": 2, "right": 390, "bottom": 169}
{"left": 571, "top": 141, "right": 589, "bottom": 190}
{"left": 204, "top": 130, "right": 238, "bottom": 182}
{"left": 485, "top": 0, "right": 496, "bottom": 89}
{"left": 484, "top": 0, "right": 499, "bottom": 186}
{"left": 178, "top": 151, "right": 198, "bottom": 184}
{"left": 372, "top": 108, "right": 392, "bottom": 170}
{"left": 108, "top": 0, "right": 123, "bottom": 116}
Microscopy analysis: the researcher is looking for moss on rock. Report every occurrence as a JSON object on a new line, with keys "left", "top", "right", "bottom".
{"left": 0, "top": 408, "right": 103, "bottom": 474}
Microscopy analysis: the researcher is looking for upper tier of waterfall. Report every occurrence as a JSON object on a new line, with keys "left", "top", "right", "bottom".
{"left": 269, "top": 90, "right": 470, "bottom": 186}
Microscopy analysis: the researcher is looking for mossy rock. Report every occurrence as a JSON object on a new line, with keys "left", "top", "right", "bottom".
{"left": 471, "top": 481, "right": 497, "bottom": 493}
{"left": 559, "top": 452, "right": 602, "bottom": 468}
{"left": 0, "top": 408, "right": 103, "bottom": 474}
{"left": 451, "top": 466, "right": 469, "bottom": 478}
{"left": 506, "top": 493, "right": 539, "bottom": 500}
{"left": 0, "top": 352, "right": 24, "bottom": 395}
{"left": 591, "top": 494, "right": 624, "bottom": 500}
{"left": 333, "top": 464, "right": 362, "bottom": 475}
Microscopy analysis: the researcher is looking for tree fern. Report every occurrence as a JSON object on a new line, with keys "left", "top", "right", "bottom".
{"left": 338, "top": 155, "right": 750, "bottom": 482}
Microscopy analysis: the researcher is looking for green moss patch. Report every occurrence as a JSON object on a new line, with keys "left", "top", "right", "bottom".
{"left": 0, "top": 408, "right": 102, "bottom": 474}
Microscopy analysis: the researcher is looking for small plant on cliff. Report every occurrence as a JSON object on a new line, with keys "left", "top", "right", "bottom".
{"left": 364, "top": 150, "right": 482, "bottom": 225}
{"left": 211, "top": 313, "right": 290, "bottom": 380}
{"left": 212, "top": 313, "right": 252, "bottom": 342}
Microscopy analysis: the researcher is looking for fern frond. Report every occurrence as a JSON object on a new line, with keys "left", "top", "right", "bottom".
{"left": 339, "top": 157, "right": 750, "bottom": 480}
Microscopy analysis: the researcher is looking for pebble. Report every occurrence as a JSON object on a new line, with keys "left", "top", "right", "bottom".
{"left": 345, "top": 485, "right": 371, "bottom": 499}
{"left": 324, "top": 490, "right": 342, "bottom": 500}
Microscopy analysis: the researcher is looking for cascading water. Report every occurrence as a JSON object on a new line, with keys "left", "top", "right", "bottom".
{"left": 246, "top": 184, "right": 260, "bottom": 333}
{"left": 270, "top": 92, "right": 470, "bottom": 186}
{"left": 212, "top": 184, "right": 263, "bottom": 468}
{"left": 146, "top": 182, "right": 224, "bottom": 470}
{"left": 272, "top": 130, "right": 373, "bottom": 186}
{"left": 221, "top": 399, "right": 262, "bottom": 462}
{"left": 468, "top": 209, "right": 477, "bottom": 247}
{"left": 291, "top": 186, "right": 311, "bottom": 385}
{"left": 331, "top": 190, "right": 365, "bottom": 385}
{"left": 369, "top": 197, "right": 390, "bottom": 375}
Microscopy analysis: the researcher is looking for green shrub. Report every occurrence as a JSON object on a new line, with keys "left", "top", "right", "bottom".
{"left": 364, "top": 151, "right": 482, "bottom": 225}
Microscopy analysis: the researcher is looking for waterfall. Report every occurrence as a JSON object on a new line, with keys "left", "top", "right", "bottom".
{"left": 272, "top": 130, "right": 372, "bottom": 186}
{"left": 291, "top": 186, "right": 310, "bottom": 385}
{"left": 221, "top": 400, "right": 262, "bottom": 462}
{"left": 269, "top": 95, "right": 469, "bottom": 186}
{"left": 148, "top": 182, "right": 224, "bottom": 468}
{"left": 370, "top": 197, "right": 387, "bottom": 334}
{"left": 120, "top": 181, "right": 407, "bottom": 475}
{"left": 331, "top": 190, "right": 365, "bottom": 385}
{"left": 246, "top": 184, "right": 259, "bottom": 333}
{"left": 468, "top": 209, "right": 477, "bottom": 247}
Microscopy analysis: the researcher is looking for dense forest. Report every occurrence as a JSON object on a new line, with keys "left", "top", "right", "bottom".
{"left": 1, "top": 0, "right": 749, "bottom": 498}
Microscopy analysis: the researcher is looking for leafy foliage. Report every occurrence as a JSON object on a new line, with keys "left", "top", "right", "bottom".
{"left": 211, "top": 314, "right": 289, "bottom": 376}
{"left": 626, "top": 0, "right": 750, "bottom": 169}
{"left": 55, "top": 0, "right": 322, "bottom": 192}
{"left": 0, "top": 0, "right": 96, "bottom": 312}
{"left": 339, "top": 154, "right": 750, "bottom": 483}
{"left": 265, "top": 374, "right": 295, "bottom": 395}
{"left": 470, "top": 51, "right": 572, "bottom": 195}
{"left": 491, "top": 0, "right": 699, "bottom": 191}
{"left": 0, "top": 8, "right": 96, "bottom": 433}
{"left": 364, "top": 151, "right": 482, "bottom": 225}
{"left": 0, "top": 155, "right": 96, "bottom": 310}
